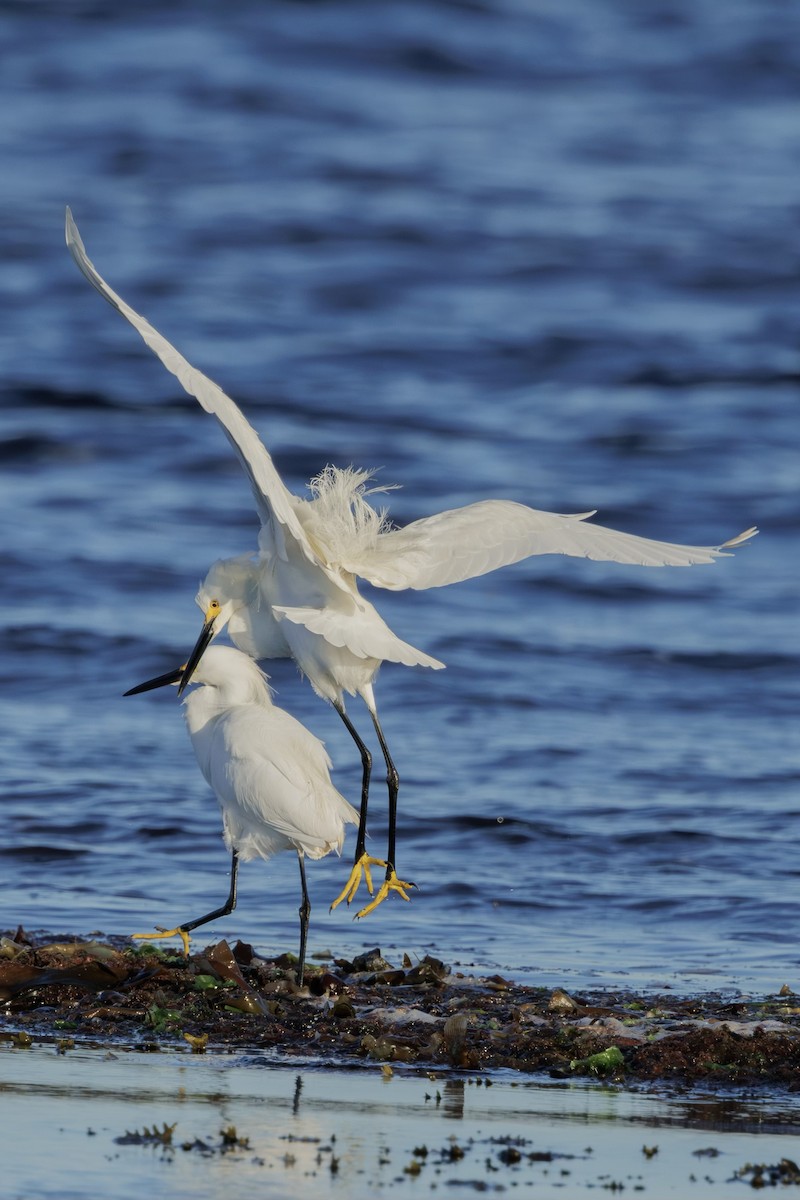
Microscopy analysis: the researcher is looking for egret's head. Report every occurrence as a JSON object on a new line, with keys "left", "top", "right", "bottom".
{"left": 180, "top": 644, "right": 272, "bottom": 703}
{"left": 197, "top": 555, "right": 257, "bottom": 617}
{"left": 195, "top": 594, "right": 237, "bottom": 634}
{"left": 179, "top": 596, "right": 234, "bottom": 697}
{"left": 124, "top": 645, "right": 267, "bottom": 701}
{"left": 184, "top": 557, "right": 258, "bottom": 695}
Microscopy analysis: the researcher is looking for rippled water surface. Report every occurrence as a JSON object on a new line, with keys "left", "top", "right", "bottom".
{"left": 1, "top": 0, "right": 798, "bottom": 993}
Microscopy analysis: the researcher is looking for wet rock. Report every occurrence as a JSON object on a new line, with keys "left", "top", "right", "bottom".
{"left": 307, "top": 971, "right": 347, "bottom": 997}
{"left": 548, "top": 988, "right": 580, "bottom": 1013}
{"left": 443, "top": 1013, "right": 469, "bottom": 1061}
{"left": 231, "top": 941, "right": 255, "bottom": 965}
{"left": 405, "top": 956, "right": 448, "bottom": 986}
{"left": 365, "top": 969, "right": 406, "bottom": 987}
{"left": 331, "top": 999, "right": 355, "bottom": 1020}
{"left": 350, "top": 948, "right": 393, "bottom": 974}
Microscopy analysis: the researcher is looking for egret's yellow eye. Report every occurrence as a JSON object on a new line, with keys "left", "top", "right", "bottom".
{"left": 209, "top": 600, "right": 220, "bottom": 612}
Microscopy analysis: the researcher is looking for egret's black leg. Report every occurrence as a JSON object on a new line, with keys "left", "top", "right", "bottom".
{"left": 181, "top": 848, "right": 240, "bottom": 933}
{"left": 132, "top": 849, "right": 239, "bottom": 956}
{"left": 370, "top": 711, "right": 400, "bottom": 876}
{"left": 297, "top": 851, "right": 311, "bottom": 987}
{"left": 333, "top": 700, "right": 372, "bottom": 858}
{"left": 329, "top": 702, "right": 386, "bottom": 911}
{"left": 354, "top": 712, "right": 416, "bottom": 919}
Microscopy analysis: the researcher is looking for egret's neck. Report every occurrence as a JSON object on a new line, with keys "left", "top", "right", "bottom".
{"left": 183, "top": 672, "right": 272, "bottom": 733}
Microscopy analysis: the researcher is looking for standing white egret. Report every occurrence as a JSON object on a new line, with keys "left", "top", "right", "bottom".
{"left": 124, "top": 644, "right": 358, "bottom": 983}
{"left": 66, "top": 208, "right": 757, "bottom": 917}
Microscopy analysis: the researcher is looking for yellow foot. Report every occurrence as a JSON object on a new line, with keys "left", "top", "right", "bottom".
{"left": 355, "top": 870, "right": 416, "bottom": 919}
{"left": 330, "top": 853, "right": 387, "bottom": 912}
{"left": 131, "top": 926, "right": 191, "bottom": 957}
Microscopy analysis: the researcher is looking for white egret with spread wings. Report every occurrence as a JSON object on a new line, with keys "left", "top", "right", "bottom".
{"left": 66, "top": 208, "right": 757, "bottom": 917}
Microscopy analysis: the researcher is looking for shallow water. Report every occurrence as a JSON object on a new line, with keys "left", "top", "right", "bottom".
{"left": 4, "top": 1045, "right": 800, "bottom": 1199}
{"left": 1, "top": 1, "right": 798, "bottom": 994}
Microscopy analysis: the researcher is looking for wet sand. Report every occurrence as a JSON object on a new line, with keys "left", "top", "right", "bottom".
{"left": 4, "top": 1044, "right": 800, "bottom": 1200}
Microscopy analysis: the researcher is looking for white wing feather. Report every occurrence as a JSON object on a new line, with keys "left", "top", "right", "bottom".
{"left": 345, "top": 500, "right": 758, "bottom": 591}
{"left": 65, "top": 208, "right": 315, "bottom": 565}
{"left": 273, "top": 604, "right": 445, "bottom": 669}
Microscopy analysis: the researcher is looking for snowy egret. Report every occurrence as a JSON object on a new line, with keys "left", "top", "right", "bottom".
{"left": 67, "top": 208, "right": 757, "bottom": 916}
{"left": 124, "top": 644, "right": 358, "bottom": 984}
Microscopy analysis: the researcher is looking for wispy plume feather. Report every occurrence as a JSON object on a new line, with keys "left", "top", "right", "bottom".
{"left": 303, "top": 465, "right": 397, "bottom": 563}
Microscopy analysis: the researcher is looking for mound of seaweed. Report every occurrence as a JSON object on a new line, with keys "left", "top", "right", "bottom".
{"left": 2, "top": 927, "right": 799, "bottom": 1087}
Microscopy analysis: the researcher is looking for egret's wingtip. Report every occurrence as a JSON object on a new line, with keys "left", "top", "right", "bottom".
{"left": 723, "top": 525, "right": 759, "bottom": 550}
{"left": 65, "top": 206, "right": 83, "bottom": 254}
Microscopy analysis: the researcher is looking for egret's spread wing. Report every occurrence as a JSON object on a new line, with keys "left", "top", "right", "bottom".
{"left": 346, "top": 500, "right": 758, "bottom": 591}
{"left": 273, "top": 604, "right": 445, "bottom": 669}
{"left": 65, "top": 208, "right": 316, "bottom": 564}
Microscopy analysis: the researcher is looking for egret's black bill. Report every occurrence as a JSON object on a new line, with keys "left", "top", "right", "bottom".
{"left": 124, "top": 666, "right": 183, "bottom": 696}
{"left": 178, "top": 618, "right": 215, "bottom": 696}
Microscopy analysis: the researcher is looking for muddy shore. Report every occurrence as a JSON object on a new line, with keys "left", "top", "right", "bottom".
{"left": 2, "top": 928, "right": 799, "bottom": 1089}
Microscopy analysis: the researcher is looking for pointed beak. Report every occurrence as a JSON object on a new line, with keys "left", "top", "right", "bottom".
{"left": 124, "top": 665, "right": 184, "bottom": 696}
{"left": 177, "top": 614, "right": 217, "bottom": 696}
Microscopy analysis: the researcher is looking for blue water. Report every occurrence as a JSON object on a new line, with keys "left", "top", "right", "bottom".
{"left": 1, "top": 0, "right": 797, "bottom": 995}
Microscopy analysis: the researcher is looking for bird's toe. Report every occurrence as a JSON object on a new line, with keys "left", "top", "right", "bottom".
{"left": 131, "top": 926, "right": 191, "bottom": 957}
{"left": 355, "top": 870, "right": 416, "bottom": 918}
{"left": 329, "top": 853, "right": 387, "bottom": 912}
